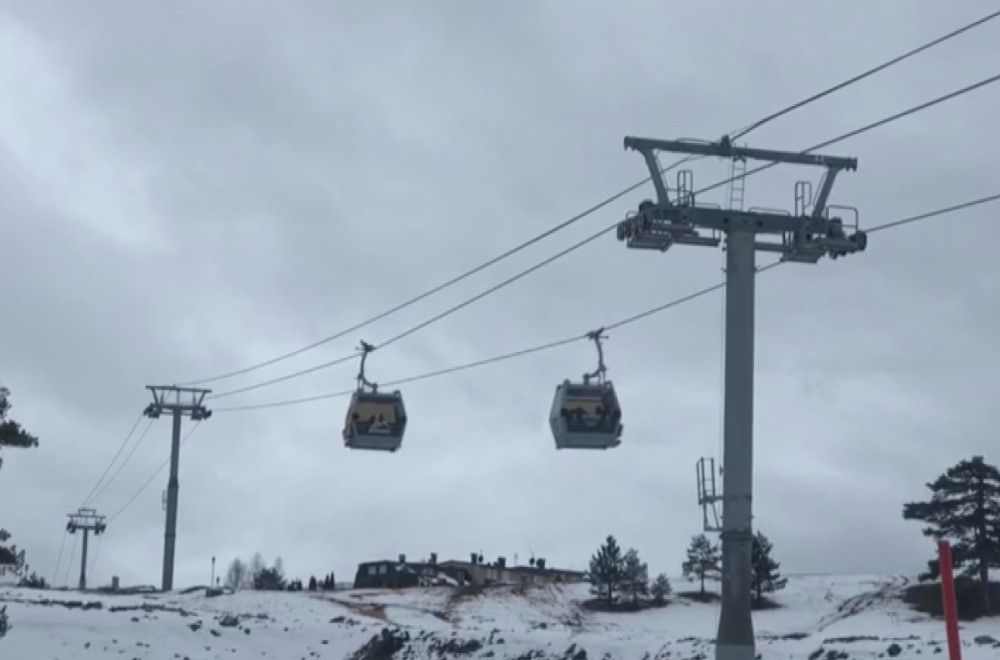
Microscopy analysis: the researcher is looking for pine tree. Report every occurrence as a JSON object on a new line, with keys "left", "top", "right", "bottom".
{"left": 0, "top": 385, "right": 39, "bottom": 473}
{"left": 1, "top": 385, "right": 38, "bottom": 577}
{"left": 587, "top": 534, "right": 625, "bottom": 604}
{"left": 681, "top": 534, "right": 721, "bottom": 595}
{"left": 308, "top": 576, "right": 318, "bottom": 591}
{"left": 253, "top": 566, "right": 286, "bottom": 591}
{"left": 622, "top": 548, "right": 649, "bottom": 605}
{"left": 903, "top": 455, "right": 1000, "bottom": 612}
{"left": 0, "top": 529, "right": 14, "bottom": 568}
{"left": 750, "top": 531, "right": 787, "bottom": 604}
{"left": 0, "top": 530, "right": 25, "bottom": 576}
{"left": 650, "top": 573, "right": 672, "bottom": 605}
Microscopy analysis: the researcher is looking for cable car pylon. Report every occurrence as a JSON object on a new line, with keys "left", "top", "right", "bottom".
{"left": 616, "top": 133, "right": 866, "bottom": 660}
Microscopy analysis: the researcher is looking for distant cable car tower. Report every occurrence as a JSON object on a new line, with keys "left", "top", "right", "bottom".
{"left": 66, "top": 507, "right": 107, "bottom": 591}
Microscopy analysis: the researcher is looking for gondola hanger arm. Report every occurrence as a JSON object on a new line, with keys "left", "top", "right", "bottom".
{"left": 582, "top": 327, "right": 608, "bottom": 385}
{"left": 356, "top": 340, "right": 379, "bottom": 392}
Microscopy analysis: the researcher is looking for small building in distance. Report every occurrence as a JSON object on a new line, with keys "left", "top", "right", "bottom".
{"left": 440, "top": 554, "right": 585, "bottom": 587}
{"left": 353, "top": 551, "right": 585, "bottom": 589}
{"left": 353, "top": 553, "right": 464, "bottom": 589}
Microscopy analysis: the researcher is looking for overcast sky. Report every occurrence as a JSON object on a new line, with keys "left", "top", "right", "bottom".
{"left": 1, "top": 0, "right": 998, "bottom": 591}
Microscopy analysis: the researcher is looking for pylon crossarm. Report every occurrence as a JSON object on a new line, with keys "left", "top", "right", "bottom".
{"left": 624, "top": 135, "right": 857, "bottom": 171}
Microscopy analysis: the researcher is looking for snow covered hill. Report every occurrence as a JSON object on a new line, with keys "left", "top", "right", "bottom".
{"left": 2, "top": 575, "right": 998, "bottom": 660}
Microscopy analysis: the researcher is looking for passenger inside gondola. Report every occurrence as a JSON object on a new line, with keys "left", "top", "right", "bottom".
{"left": 560, "top": 388, "right": 620, "bottom": 434}
{"left": 349, "top": 398, "right": 402, "bottom": 437}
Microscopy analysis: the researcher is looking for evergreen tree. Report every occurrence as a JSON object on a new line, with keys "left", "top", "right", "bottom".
{"left": 903, "top": 455, "right": 1000, "bottom": 612}
{"left": 0, "top": 530, "right": 25, "bottom": 576}
{"left": 0, "top": 385, "right": 39, "bottom": 473}
{"left": 650, "top": 573, "right": 672, "bottom": 605}
{"left": 750, "top": 531, "right": 787, "bottom": 604}
{"left": 587, "top": 534, "right": 625, "bottom": 604}
{"left": 308, "top": 575, "right": 318, "bottom": 591}
{"left": 253, "top": 566, "right": 287, "bottom": 591}
{"left": 622, "top": 548, "right": 649, "bottom": 605}
{"left": 1, "top": 385, "right": 38, "bottom": 576}
{"left": 0, "top": 530, "right": 14, "bottom": 568}
{"left": 681, "top": 534, "right": 721, "bottom": 595}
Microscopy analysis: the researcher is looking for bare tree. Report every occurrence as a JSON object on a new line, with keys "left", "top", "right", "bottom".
{"left": 225, "top": 558, "right": 248, "bottom": 590}
{"left": 248, "top": 552, "right": 265, "bottom": 581}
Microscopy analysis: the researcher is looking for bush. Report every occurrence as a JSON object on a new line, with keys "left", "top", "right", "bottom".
{"left": 650, "top": 573, "right": 671, "bottom": 605}
{"left": 17, "top": 572, "right": 47, "bottom": 589}
{"left": 902, "top": 579, "right": 1000, "bottom": 621}
{"left": 677, "top": 590, "right": 720, "bottom": 603}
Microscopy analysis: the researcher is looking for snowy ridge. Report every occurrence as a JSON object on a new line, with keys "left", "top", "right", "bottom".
{"left": 1, "top": 575, "right": 998, "bottom": 659}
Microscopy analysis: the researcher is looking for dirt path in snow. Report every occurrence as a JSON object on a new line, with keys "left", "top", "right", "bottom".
{"left": 814, "top": 575, "right": 910, "bottom": 633}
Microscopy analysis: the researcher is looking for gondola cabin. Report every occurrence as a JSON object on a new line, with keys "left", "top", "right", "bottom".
{"left": 343, "top": 390, "right": 407, "bottom": 452}
{"left": 549, "top": 380, "right": 622, "bottom": 450}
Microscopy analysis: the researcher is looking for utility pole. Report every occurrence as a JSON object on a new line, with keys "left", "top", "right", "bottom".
{"left": 66, "top": 508, "right": 107, "bottom": 591}
{"left": 144, "top": 385, "right": 212, "bottom": 592}
{"left": 616, "top": 135, "right": 867, "bottom": 660}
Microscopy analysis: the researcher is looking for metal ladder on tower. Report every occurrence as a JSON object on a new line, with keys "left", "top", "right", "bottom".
{"left": 728, "top": 155, "right": 747, "bottom": 211}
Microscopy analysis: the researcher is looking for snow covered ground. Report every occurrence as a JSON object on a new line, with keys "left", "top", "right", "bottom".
{"left": 1, "top": 574, "right": 998, "bottom": 660}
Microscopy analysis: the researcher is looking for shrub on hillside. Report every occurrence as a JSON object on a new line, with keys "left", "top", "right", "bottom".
{"left": 903, "top": 578, "right": 1000, "bottom": 621}
{"left": 17, "top": 572, "right": 47, "bottom": 589}
{"left": 676, "top": 589, "right": 720, "bottom": 603}
{"left": 650, "top": 574, "right": 671, "bottom": 605}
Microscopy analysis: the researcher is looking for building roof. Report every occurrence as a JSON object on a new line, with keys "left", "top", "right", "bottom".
{"left": 359, "top": 557, "right": 584, "bottom": 578}
{"left": 436, "top": 559, "right": 584, "bottom": 576}
{"left": 510, "top": 565, "right": 585, "bottom": 576}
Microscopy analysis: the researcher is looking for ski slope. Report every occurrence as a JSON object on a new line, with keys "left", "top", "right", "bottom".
{"left": 2, "top": 574, "right": 997, "bottom": 660}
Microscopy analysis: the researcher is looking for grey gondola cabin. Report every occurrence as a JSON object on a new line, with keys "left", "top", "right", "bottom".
{"left": 549, "top": 380, "right": 622, "bottom": 449}
{"left": 343, "top": 390, "right": 407, "bottom": 452}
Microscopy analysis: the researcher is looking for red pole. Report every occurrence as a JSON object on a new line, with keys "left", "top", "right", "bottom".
{"left": 938, "top": 540, "right": 962, "bottom": 660}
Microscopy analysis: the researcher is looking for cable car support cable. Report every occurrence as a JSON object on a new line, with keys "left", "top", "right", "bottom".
{"left": 205, "top": 72, "right": 1000, "bottom": 403}
{"left": 209, "top": 191, "right": 1000, "bottom": 414}
{"left": 172, "top": 12, "right": 998, "bottom": 389}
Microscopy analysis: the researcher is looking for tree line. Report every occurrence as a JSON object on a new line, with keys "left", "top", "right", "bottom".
{"left": 586, "top": 530, "right": 786, "bottom": 610}
{"left": 224, "top": 553, "right": 335, "bottom": 593}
